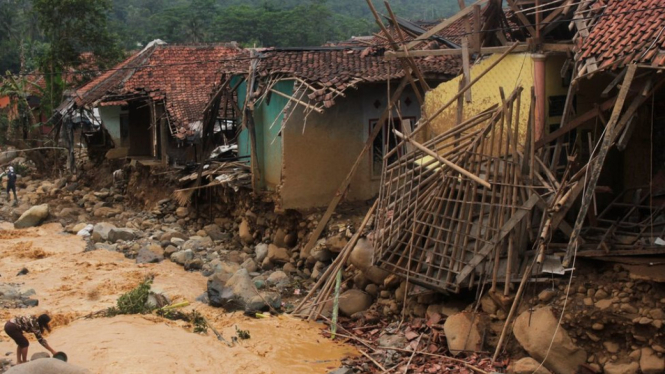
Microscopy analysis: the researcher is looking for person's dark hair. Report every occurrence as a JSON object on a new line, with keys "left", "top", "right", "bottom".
{"left": 37, "top": 314, "right": 51, "bottom": 333}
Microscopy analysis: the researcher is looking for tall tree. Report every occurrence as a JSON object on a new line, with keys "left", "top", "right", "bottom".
{"left": 33, "top": 0, "right": 124, "bottom": 114}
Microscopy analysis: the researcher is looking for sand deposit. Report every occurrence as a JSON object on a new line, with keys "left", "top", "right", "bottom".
{"left": 0, "top": 223, "right": 354, "bottom": 373}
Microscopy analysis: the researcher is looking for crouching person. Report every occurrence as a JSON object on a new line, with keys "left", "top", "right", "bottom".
{"left": 4, "top": 314, "right": 57, "bottom": 364}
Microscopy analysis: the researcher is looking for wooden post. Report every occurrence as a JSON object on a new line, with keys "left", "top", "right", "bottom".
{"left": 562, "top": 64, "right": 637, "bottom": 267}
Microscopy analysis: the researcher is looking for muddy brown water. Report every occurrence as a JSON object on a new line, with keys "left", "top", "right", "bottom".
{"left": 0, "top": 223, "right": 355, "bottom": 373}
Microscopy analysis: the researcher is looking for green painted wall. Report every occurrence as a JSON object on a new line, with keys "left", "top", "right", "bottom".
{"left": 237, "top": 78, "right": 292, "bottom": 190}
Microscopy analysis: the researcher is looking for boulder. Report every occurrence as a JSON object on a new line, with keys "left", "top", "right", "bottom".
{"left": 443, "top": 312, "right": 485, "bottom": 356}
{"left": 513, "top": 306, "right": 586, "bottom": 374}
{"left": 338, "top": 289, "right": 372, "bottom": 316}
{"left": 5, "top": 358, "right": 90, "bottom": 374}
{"left": 239, "top": 219, "right": 253, "bottom": 244}
{"left": 310, "top": 243, "right": 332, "bottom": 262}
{"left": 510, "top": 357, "right": 551, "bottom": 374}
{"left": 182, "top": 236, "right": 214, "bottom": 251}
{"left": 241, "top": 258, "right": 258, "bottom": 273}
{"left": 267, "top": 271, "right": 290, "bottom": 288}
{"left": 267, "top": 244, "right": 290, "bottom": 264}
{"left": 325, "top": 233, "right": 348, "bottom": 253}
{"left": 604, "top": 361, "right": 639, "bottom": 374}
{"left": 136, "top": 245, "right": 164, "bottom": 264}
{"left": 255, "top": 244, "right": 269, "bottom": 263}
{"left": 348, "top": 238, "right": 373, "bottom": 271}
{"left": 640, "top": 347, "right": 665, "bottom": 374}
{"left": 365, "top": 266, "right": 390, "bottom": 285}
{"left": 175, "top": 207, "right": 189, "bottom": 218}
{"left": 91, "top": 222, "right": 116, "bottom": 242}
{"left": 93, "top": 206, "right": 121, "bottom": 218}
{"left": 108, "top": 228, "right": 136, "bottom": 243}
{"left": 207, "top": 268, "right": 280, "bottom": 311}
{"left": 160, "top": 231, "right": 186, "bottom": 242}
{"left": 170, "top": 250, "right": 194, "bottom": 265}
{"left": 30, "top": 352, "right": 51, "bottom": 360}
{"left": 14, "top": 204, "right": 49, "bottom": 228}
{"left": 272, "top": 228, "right": 288, "bottom": 247}
{"left": 203, "top": 224, "right": 226, "bottom": 241}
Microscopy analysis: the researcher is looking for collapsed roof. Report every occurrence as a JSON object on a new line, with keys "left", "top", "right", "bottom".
{"left": 74, "top": 40, "right": 244, "bottom": 139}
{"left": 575, "top": 0, "right": 665, "bottom": 72}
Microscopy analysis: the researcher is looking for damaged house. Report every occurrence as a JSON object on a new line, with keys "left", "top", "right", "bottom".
{"left": 54, "top": 41, "right": 243, "bottom": 165}
{"left": 231, "top": 47, "right": 462, "bottom": 210}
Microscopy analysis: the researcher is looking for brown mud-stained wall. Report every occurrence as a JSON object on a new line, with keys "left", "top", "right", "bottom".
{"left": 280, "top": 83, "right": 422, "bottom": 209}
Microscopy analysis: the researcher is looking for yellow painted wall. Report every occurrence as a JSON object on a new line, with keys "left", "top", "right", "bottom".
{"left": 423, "top": 53, "right": 567, "bottom": 152}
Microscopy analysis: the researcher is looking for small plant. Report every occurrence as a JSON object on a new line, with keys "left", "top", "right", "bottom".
{"left": 106, "top": 277, "right": 154, "bottom": 316}
{"left": 235, "top": 325, "right": 250, "bottom": 340}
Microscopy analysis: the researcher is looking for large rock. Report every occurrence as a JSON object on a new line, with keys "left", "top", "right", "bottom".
{"left": 338, "top": 289, "right": 372, "bottom": 316}
{"left": 513, "top": 306, "right": 586, "bottom": 374}
{"left": 510, "top": 357, "right": 552, "bottom": 374}
{"left": 91, "top": 222, "right": 116, "bottom": 242}
{"left": 267, "top": 244, "right": 290, "bottom": 264}
{"left": 267, "top": 271, "right": 290, "bottom": 289}
{"left": 239, "top": 219, "right": 253, "bottom": 244}
{"left": 203, "top": 224, "right": 226, "bottom": 241}
{"left": 93, "top": 206, "right": 121, "bottom": 218}
{"left": 170, "top": 250, "right": 194, "bottom": 265}
{"left": 443, "top": 312, "right": 485, "bottom": 356}
{"left": 255, "top": 244, "right": 269, "bottom": 263}
{"left": 348, "top": 238, "right": 373, "bottom": 271}
{"left": 136, "top": 245, "right": 164, "bottom": 264}
{"left": 14, "top": 204, "right": 49, "bottom": 228}
{"left": 640, "top": 347, "right": 665, "bottom": 374}
{"left": 207, "top": 268, "right": 280, "bottom": 311}
{"left": 604, "top": 361, "right": 639, "bottom": 374}
{"left": 365, "top": 266, "right": 391, "bottom": 285}
{"left": 108, "top": 228, "right": 136, "bottom": 243}
{"left": 5, "top": 358, "right": 90, "bottom": 374}
{"left": 182, "top": 236, "right": 214, "bottom": 251}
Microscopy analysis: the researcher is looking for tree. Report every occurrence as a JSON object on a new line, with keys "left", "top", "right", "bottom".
{"left": 33, "top": 0, "right": 124, "bottom": 114}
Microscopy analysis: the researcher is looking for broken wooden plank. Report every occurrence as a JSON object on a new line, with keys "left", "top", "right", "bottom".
{"left": 405, "top": 0, "right": 488, "bottom": 50}
{"left": 385, "top": 44, "right": 529, "bottom": 59}
{"left": 562, "top": 64, "right": 637, "bottom": 267}
{"left": 455, "top": 194, "right": 540, "bottom": 285}
{"left": 536, "top": 95, "right": 617, "bottom": 148}
{"left": 268, "top": 88, "right": 324, "bottom": 114}
{"left": 462, "top": 37, "right": 472, "bottom": 103}
{"left": 392, "top": 130, "right": 491, "bottom": 189}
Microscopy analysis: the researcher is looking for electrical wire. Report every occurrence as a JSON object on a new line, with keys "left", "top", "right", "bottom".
{"left": 6, "top": 3, "right": 665, "bottom": 80}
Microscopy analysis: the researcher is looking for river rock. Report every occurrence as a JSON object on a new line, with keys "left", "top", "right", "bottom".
{"left": 203, "top": 224, "right": 226, "bottom": 241}
{"left": 93, "top": 206, "right": 121, "bottom": 218}
{"left": 348, "top": 238, "right": 373, "bottom": 271}
{"left": 241, "top": 258, "right": 258, "bottom": 273}
{"left": 640, "top": 347, "right": 665, "bottom": 374}
{"left": 513, "top": 306, "right": 586, "bottom": 374}
{"left": 511, "top": 357, "right": 551, "bottom": 374}
{"left": 207, "top": 268, "right": 280, "bottom": 311}
{"left": 91, "top": 222, "right": 116, "bottom": 242}
{"left": 160, "top": 231, "right": 186, "bottom": 242}
{"left": 443, "top": 312, "right": 485, "bottom": 356}
{"left": 362, "top": 266, "right": 388, "bottom": 285}
{"left": 182, "top": 236, "right": 213, "bottom": 251}
{"left": 175, "top": 207, "right": 189, "bottom": 218}
{"left": 108, "top": 228, "right": 136, "bottom": 243}
{"left": 310, "top": 243, "right": 332, "bottom": 263}
{"left": 14, "top": 204, "right": 49, "bottom": 228}
{"left": 239, "top": 219, "right": 253, "bottom": 244}
{"left": 338, "top": 289, "right": 372, "bottom": 316}
{"left": 267, "top": 271, "right": 290, "bottom": 289}
{"left": 171, "top": 249, "right": 194, "bottom": 265}
{"left": 255, "top": 243, "right": 269, "bottom": 263}
{"left": 326, "top": 233, "right": 348, "bottom": 253}
{"left": 5, "top": 358, "right": 90, "bottom": 374}
{"left": 267, "top": 244, "right": 290, "bottom": 264}
{"left": 136, "top": 245, "right": 164, "bottom": 264}
{"left": 604, "top": 361, "right": 639, "bottom": 374}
